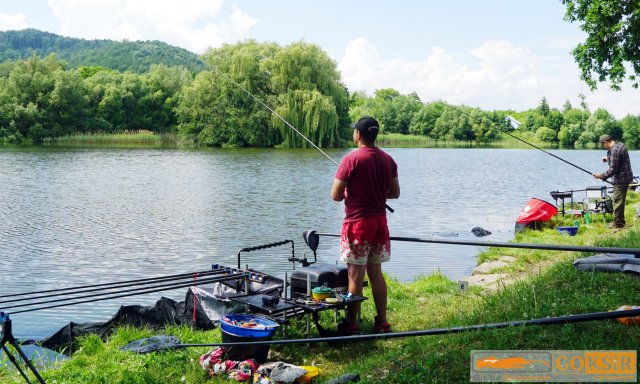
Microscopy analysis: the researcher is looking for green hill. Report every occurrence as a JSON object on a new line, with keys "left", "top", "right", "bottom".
{"left": 0, "top": 29, "right": 206, "bottom": 73}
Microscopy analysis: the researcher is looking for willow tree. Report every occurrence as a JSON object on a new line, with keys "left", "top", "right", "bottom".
{"left": 194, "top": 40, "right": 282, "bottom": 146}
{"left": 193, "top": 40, "right": 348, "bottom": 147}
{"left": 202, "top": 40, "right": 279, "bottom": 97}
{"left": 273, "top": 89, "right": 338, "bottom": 148}
{"left": 182, "top": 41, "right": 281, "bottom": 146}
{"left": 264, "top": 42, "right": 349, "bottom": 148}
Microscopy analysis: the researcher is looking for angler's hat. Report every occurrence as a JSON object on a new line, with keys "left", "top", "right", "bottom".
{"left": 351, "top": 116, "right": 379, "bottom": 133}
{"left": 599, "top": 134, "right": 612, "bottom": 144}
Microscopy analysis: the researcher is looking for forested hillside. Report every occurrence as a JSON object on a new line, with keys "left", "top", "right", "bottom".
{"left": 0, "top": 29, "right": 205, "bottom": 73}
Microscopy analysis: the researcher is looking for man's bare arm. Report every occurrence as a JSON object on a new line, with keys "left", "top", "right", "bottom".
{"left": 331, "top": 178, "right": 348, "bottom": 201}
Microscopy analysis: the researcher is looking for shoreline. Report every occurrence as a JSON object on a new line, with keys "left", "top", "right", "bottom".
{"left": 1, "top": 132, "right": 608, "bottom": 150}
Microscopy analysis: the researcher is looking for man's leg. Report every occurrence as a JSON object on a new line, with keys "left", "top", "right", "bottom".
{"left": 366, "top": 263, "right": 387, "bottom": 323}
{"left": 612, "top": 184, "right": 628, "bottom": 227}
{"left": 346, "top": 263, "right": 366, "bottom": 325}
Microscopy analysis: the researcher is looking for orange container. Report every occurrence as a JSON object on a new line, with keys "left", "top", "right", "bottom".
{"left": 615, "top": 305, "right": 640, "bottom": 325}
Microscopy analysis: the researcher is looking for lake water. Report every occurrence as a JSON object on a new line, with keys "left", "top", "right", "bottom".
{"left": 1, "top": 146, "right": 637, "bottom": 338}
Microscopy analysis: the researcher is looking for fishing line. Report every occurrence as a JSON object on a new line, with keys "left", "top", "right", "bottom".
{"left": 0, "top": 269, "right": 225, "bottom": 305}
{"left": 414, "top": 93, "right": 609, "bottom": 183}
{"left": 209, "top": 65, "right": 394, "bottom": 213}
{"left": 7, "top": 273, "right": 244, "bottom": 315}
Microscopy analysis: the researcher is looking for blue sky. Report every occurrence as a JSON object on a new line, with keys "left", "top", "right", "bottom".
{"left": 2, "top": 0, "right": 639, "bottom": 118}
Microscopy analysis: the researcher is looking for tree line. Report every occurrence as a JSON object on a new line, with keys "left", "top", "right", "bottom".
{"left": 510, "top": 96, "right": 640, "bottom": 148}
{"left": 1, "top": 40, "right": 639, "bottom": 148}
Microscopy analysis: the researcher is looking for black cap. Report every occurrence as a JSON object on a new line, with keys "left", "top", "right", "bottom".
{"left": 599, "top": 134, "right": 612, "bottom": 144}
{"left": 351, "top": 116, "right": 379, "bottom": 133}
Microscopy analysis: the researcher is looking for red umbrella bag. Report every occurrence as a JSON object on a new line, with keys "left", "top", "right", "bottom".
{"left": 515, "top": 198, "right": 558, "bottom": 224}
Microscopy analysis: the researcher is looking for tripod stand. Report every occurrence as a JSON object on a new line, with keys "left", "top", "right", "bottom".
{"left": 1, "top": 312, "right": 46, "bottom": 384}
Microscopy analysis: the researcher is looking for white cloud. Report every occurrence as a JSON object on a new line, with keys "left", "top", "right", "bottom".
{"left": 338, "top": 38, "right": 640, "bottom": 118}
{"left": 339, "top": 38, "right": 543, "bottom": 110}
{"left": 46, "top": 0, "right": 257, "bottom": 53}
{"left": 186, "top": 7, "right": 259, "bottom": 53}
{"left": 0, "top": 11, "right": 28, "bottom": 30}
{"left": 470, "top": 41, "right": 537, "bottom": 81}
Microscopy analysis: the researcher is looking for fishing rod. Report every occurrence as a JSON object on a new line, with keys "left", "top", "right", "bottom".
{"left": 5, "top": 273, "right": 244, "bottom": 314}
{"left": 313, "top": 232, "right": 640, "bottom": 255}
{"left": 177, "top": 307, "right": 640, "bottom": 347}
{"left": 415, "top": 93, "right": 611, "bottom": 183}
{"left": 210, "top": 65, "right": 394, "bottom": 213}
{"left": 504, "top": 130, "right": 607, "bottom": 180}
{"left": 0, "top": 269, "right": 226, "bottom": 305}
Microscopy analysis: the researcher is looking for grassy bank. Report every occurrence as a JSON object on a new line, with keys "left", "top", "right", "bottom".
{"left": 2, "top": 196, "right": 639, "bottom": 383}
{"left": 43, "top": 130, "right": 176, "bottom": 147}
{"left": 16, "top": 131, "right": 589, "bottom": 149}
{"left": 375, "top": 133, "right": 568, "bottom": 149}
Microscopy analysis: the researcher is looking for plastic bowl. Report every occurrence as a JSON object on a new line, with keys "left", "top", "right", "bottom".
{"left": 312, "top": 286, "right": 333, "bottom": 300}
{"left": 220, "top": 314, "right": 279, "bottom": 338}
{"left": 312, "top": 291, "right": 333, "bottom": 300}
{"left": 556, "top": 226, "right": 579, "bottom": 236}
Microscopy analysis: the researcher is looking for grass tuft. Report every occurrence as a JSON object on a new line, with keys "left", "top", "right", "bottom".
{"left": 43, "top": 130, "right": 176, "bottom": 147}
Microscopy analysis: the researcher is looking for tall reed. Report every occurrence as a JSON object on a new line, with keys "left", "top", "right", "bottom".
{"left": 46, "top": 130, "right": 175, "bottom": 147}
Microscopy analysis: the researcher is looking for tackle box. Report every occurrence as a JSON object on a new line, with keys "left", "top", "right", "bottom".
{"left": 290, "top": 264, "right": 348, "bottom": 297}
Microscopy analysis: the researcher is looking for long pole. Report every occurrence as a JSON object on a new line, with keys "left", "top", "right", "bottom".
{"left": 315, "top": 232, "right": 640, "bottom": 255}
{"left": 0, "top": 269, "right": 224, "bottom": 305}
{"left": 177, "top": 308, "right": 640, "bottom": 347}
{"left": 210, "top": 66, "right": 394, "bottom": 213}
{"left": 500, "top": 129, "right": 603, "bottom": 179}
{"left": 6, "top": 273, "right": 244, "bottom": 314}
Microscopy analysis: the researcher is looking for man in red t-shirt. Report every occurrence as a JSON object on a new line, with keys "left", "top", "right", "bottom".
{"left": 331, "top": 116, "right": 400, "bottom": 335}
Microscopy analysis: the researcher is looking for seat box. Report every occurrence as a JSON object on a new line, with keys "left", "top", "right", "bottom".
{"left": 290, "top": 264, "right": 348, "bottom": 296}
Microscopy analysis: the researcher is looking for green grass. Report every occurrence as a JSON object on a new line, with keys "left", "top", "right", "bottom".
{"left": 2, "top": 194, "right": 639, "bottom": 383}
{"left": 3, "top": 256, "right": 639, "bottom": 383}
{"left": 44, "top": 131, "right": 176, "bottom": 147}
{"left": 376, "top": 133, "right": 563, "bottom": 149}
{"left": 11, "top": 130, "right": 603, "bottom": 149}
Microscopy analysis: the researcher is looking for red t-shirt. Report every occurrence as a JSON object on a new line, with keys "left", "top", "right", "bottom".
{"left": 335, "top": 146, "right": 398, "bottom": 222}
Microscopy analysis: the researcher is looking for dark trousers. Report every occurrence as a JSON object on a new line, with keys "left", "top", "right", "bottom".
{"left": 612, "top": 184, "right": 629, "bottom": 227}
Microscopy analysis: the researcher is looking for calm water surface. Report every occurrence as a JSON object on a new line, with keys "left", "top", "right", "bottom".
{"left": 1, "top": 146, "right": 637, "bottom": 337}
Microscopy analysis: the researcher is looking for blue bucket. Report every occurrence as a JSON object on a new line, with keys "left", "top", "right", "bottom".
{"left": 556, "top": 226, "right": 579, "bottom": 236}
{"left": 220, "top": 314, "right": 279, "bottom": 338}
